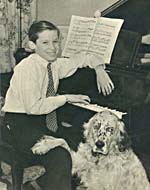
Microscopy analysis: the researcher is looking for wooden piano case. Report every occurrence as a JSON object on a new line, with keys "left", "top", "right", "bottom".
{"left": 58, "top": 0, "right": 150, "bottom": 153}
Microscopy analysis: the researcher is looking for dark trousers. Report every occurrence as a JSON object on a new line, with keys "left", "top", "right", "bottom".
{"left": 2, "top": 112, "right": 72, "bottom": 190}
{"left": 34, "top": 147, "right": 72, "bottom": 190}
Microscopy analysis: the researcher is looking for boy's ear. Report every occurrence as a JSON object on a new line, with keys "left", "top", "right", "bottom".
{"left": 28, "top": 41, "right": 36, "bottom": 50}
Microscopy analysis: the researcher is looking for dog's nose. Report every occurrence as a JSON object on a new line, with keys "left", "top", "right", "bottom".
{"left": 95, "top": 141, "right": 105, "bottom": 148}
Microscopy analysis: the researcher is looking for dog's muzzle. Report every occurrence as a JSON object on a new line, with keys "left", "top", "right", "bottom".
{"left": 95, "top": 140, "right": 105, "bottom": 149}
{"left": 92, "top": 140, "right": 108, "bottom": 155}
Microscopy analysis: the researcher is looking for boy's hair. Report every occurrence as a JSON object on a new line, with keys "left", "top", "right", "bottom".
{"left": 28, "top": 20, "right": 60, "bottom": 43}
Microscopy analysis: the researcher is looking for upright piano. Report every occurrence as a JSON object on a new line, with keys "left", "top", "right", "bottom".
{"left": 58, "top": 0, "right": 150, "bottom": 154}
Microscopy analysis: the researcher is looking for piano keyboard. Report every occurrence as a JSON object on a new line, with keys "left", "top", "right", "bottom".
{"left": 71, "top": 103, "right": 127, "bottom": 119}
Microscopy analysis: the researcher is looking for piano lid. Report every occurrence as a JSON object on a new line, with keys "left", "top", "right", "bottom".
{"left": 101, "top": 0, "right": 150, "bottom": 35}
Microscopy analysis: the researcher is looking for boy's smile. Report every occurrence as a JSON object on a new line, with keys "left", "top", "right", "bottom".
{"left": 34, "top": 30, "right": 60, "bottom": 62}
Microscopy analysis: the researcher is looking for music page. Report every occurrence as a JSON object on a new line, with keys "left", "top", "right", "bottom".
{"left": 62, "top": 15, "right": 124, "bottom": 64}
{"left": 88, "top": 17, "right": 124, "bottom": 63}
{"left": 62, "top": 15, "right": 96, "bottom": 58}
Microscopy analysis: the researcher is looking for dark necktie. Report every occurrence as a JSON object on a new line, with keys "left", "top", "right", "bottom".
{"left": 46, "top": 63, "right": 58, "bottom": 132}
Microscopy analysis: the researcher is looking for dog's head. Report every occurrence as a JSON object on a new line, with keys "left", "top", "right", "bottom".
{"left": 83, "top": 111, "right": 131, "bottom": 155}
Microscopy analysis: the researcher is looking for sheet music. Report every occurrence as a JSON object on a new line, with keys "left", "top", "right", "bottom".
{"left": 62, "top": 15, "right": 124, "bottom": 64}
{"left": 62, "top": 15, "right": 96, "bottom": 57}
{"left": 89, "top": 17, "right": 124, "bottom": 63}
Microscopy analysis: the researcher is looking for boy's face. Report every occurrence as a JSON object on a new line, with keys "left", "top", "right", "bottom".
{"left": 34, "top": 30, "right": 60, "bottom": 62}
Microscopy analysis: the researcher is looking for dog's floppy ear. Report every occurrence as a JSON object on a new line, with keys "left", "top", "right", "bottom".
{"left": 117, "top": 120, "right": 131, "bottom": 152}
{"left": 83, "top": 116, "right": 95, "bottom": 140}
{"left": 83, "top": 121, "right": 91, "bottom": 139}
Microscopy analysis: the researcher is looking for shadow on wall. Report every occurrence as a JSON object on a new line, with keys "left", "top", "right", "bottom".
{"left": 37, "top": 0, "right": 118, "bottom": 25}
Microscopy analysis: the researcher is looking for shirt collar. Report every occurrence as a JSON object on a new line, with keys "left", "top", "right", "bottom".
{"left": 30, "top": 53, "right": 49, "bottom": 68}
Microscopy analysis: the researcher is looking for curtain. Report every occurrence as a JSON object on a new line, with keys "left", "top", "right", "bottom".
{"left": 0, "top": 0, "right": 37, "bottom": 73}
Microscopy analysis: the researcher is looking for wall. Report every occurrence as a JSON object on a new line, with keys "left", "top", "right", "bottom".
{"left": 37, "top": 0, "right": 119, "bottom": 49}
{"left": 37, "top": 0, "right": 118, "bottom": 26}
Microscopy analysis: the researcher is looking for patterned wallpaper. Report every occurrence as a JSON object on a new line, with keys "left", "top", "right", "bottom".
{"left": 0, "top": 0, "right": 37, "bottom": 73}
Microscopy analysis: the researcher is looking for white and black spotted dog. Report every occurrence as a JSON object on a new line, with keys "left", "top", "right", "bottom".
{"left": 71, "top": 111, "right": 150, "bottom": 190}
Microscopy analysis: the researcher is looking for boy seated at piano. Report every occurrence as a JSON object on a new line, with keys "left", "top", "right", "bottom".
{"left": 2, "top": 20, "right": 114, "bottom": 190}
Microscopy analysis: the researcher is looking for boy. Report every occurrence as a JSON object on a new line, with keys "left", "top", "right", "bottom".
{"left": 2, "top": 20, "right": 114, "bottom": 190}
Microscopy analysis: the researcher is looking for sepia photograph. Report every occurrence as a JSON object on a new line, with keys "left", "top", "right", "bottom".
{"left": 0, "top": 0, "right": 150, "bottom": 189}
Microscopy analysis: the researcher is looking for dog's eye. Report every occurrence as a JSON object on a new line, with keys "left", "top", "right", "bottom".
{"left": 106, "top": 127, "right": 114, "bottom": 133}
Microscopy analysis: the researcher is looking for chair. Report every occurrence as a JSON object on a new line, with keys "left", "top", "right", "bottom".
{"left": 0, "top": 142, "right": 23, "bottom": 190}
{"left": 0, "top": 94, "right": 45, "bottom": 190}
{"left": 0, "top": 115, "right": 45, "bottom": 190}
{"left": 0, "top": 48, "right": 36, "bottom": 190}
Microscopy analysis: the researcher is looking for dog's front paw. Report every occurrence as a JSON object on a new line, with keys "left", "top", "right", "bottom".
{"left": 31, "top": 139, "right": 51, "bottom": 155}
{"left": 31, "top": 136, "right": 70, "bottom": 155}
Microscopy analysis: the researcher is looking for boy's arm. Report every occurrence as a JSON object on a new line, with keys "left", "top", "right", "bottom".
{"left": 56, "top": 53, "right": 114, "bottom": 95}
{"left": 56, "top": 53, "right": 104, "bottom": 79}
{"left": 94, "top": 64, "right": 114, "bottom": 96}
{"left": 87, "top": 54, "right": 114, "bottom": 95}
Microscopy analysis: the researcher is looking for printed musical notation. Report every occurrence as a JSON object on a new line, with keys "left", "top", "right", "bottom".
{"left": 62, "top": 15, "right": 124, "bottom": 64}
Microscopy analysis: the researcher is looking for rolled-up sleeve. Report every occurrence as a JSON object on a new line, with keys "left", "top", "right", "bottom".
{"left": 56, "top": 53, "right": 104, "bottom": 79}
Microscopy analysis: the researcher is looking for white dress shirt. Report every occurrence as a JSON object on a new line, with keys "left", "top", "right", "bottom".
{"left": 2, "top": 53, "right": 102, "bottom": 115}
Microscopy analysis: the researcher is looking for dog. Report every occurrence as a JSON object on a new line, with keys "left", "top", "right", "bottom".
{"left": 71, "top": 111, "right": 150, "bottom": 190}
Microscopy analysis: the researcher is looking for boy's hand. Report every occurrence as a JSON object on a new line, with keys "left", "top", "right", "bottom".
{"left": 94, "top": 10, "right": 101, "bottom": 18}
{"left": 65, "top": 94, "right": 91, "bottom": 104}
{"left": 31, "top": 135, "right": 70, "bottom": 155}
{"left": 95, "top": 65, "right": 114, "bottom": 96}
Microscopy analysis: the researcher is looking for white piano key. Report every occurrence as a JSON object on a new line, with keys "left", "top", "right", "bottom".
{"left": 71, "top": 102, "right": 127, "bottom": 119}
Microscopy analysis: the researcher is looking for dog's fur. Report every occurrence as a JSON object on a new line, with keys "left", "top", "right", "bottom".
{"left": 71, "top": 111, "right": 150, "bottom": 190}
